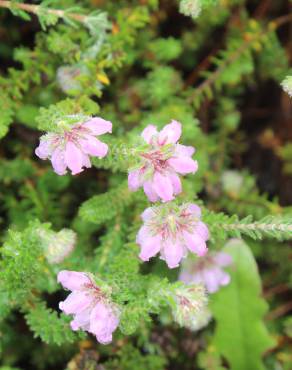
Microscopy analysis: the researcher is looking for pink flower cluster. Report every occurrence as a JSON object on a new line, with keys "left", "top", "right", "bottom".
{"left": 179, "top": 251, "right": 232, "bottom": 293}
{"left": 137, "top": 203, "right": 209, "bottom": 268}
{"left": 58, "top": 270, "right": 119, "bottom": 344}
{"left": 128, "top": 120, "right": 198, "bottom": 202}
{"left": 35, "top": 117, "right": 112, "bottom": 175}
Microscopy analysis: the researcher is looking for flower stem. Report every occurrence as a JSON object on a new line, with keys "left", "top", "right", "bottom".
{"left": 0, "top": 0, "right": 86, "bottom": 22}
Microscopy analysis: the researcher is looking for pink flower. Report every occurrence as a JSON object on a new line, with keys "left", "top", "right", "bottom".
{"left": 137, "top": 203, "right": 209, "bottom": 269}
{"left": 58, "top": 270, "right": 119, "bottom": 344}
{"left": 128, "top": 120, "right": 198, "bottom": 202}
{"left": 35, "top": 117, "right": 112, "bottom": 175}
{"left": 179, "top": 251, "right": 232, "bottom": 293}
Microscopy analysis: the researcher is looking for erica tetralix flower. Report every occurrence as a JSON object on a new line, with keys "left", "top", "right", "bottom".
{"left": 35, "top": 117, "right": 112, "bottom": 175}
{"left": 137, "top": 203, "right": 209, "bottom": 268}
{"left": 179, "top": 251, "right": 233, "bottom": 293}
{"left": 58, "top": 270, "right": 119, "bottom": 344}
{"left": 128, "top": 120, "right": 198, "bottom": 202}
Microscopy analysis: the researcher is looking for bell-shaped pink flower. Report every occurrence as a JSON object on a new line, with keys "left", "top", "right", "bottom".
{"left": 128, "top": 120, "right": 198, "bottom": 202}
{"left": 58, "top": 270, "right": 119, "bottom": 344}
{"left": 179, "top": 251, "right": 232, "bottom": 293}
{"left": 35, "top": 117, "right": 112, "bottom": 175}
{"left": 137, "top": 203, "right": 209, "bottom": 269}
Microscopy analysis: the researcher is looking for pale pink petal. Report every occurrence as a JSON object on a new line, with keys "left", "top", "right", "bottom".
{"left": 35, "top": 139, "right": 50, "bottom": 159}
{"left": 168, "top": 157, "right": 198, "bottom": 175}
{"left": 195, "top": 221, "right": 209, "bottom": 240}
{"left": 80, "top": 135, "right": 108, "bottom": 158}
{"left": 141, "top": 207, "right": 156, "bottom": 222}
{"left": 59, "top": 291, "right": 93, "bottom": 315}
{"left": 141, "top": 125, "right": 158, "bottom": 144}
{"left": 214, "top": 252, "right": 233, "bottom": 267}
{"left": 70, "top": 307, "right": 91, "bottom": 331}
{"left": 158, "top": 120, "right": 182, "bottom": 144}
{"left": 82, "top": 153, "right": 91, "bottom": 168}
{"left": 138, "top": 235, "right": 161, "bottom": 261}
{"left": 175, "top": 144, "right": 195, "bottom": 157}
{"left": 136, "top": 225, "right": 151, "bottom": 244}
{"left": 89, "top": 303, "right": 119, "bottom": 345}
{"left": 128, "top": 170, "right": 141, "bottom": 191}
{"left": 179, "top": 270, "right": 193, "bottom": 284}
{"left": 190, "top": 270, "right": 205, "bottom": 285}
{"left": 82, "top": 117, "right": 112, "bottom": 135}
{"left": 57, "top": 270, "right": 91, "bottom": 290}
{"left": 152, "top": 172, "right": 174, "bottom": 202}
{"left": 163, "top": 239, "right": 184, "bottom": 268}
{"left": 202, "top": 269, "right": 220, "bottom": 293}
{"left": 64, "top": 141, "right": 84, "bottom": 175}
{"left": 183, "top": 231, "right": 208, "bottom": 256}
{"left": 218, "top": 270, "right": 231, "bottom": 286}
{"left": 51, "top": 148, "right": 67, "bottom": 175}
{"left": 169, "top": 172, "right": 182, "bottom": 194}
{"left": 143, "top": 181, "right": 159, "bottom": 202}
{"left": 187, "top": 204, "right": 201, "bottom": 217}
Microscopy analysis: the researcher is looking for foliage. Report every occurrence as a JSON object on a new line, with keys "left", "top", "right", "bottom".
{"left": 0, "top": 0, "right": 291, "bottom": 369}
{"left": 210, "top": 239, "right": 275, "bottom": 370}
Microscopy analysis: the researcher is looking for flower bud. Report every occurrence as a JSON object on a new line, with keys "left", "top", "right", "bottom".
{"left": 172, "top": 284, "right": 208, "bottom": 327}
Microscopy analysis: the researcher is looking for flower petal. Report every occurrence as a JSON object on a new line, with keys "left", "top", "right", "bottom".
{"left": 169, "top": 172, "right": 182, "bottom": 195}
{"left": 59, "top": 291, "right": 93, "bottom": 315}
{"left": 158, "top": 120, "right": 182, "bottom": 144}
{"left": 162, "top": 239, "right": 184, "bottom": 268}
{"left": 57, "top": 270, "right": 91, "bottom": 290}
{"left": 143, "top": 181, "right": 159, "bottom": 202}
{"left": 89, "top": 302, "right": 119, "bottom": 345}
{"left": 136, "top": 225, "right": 151, "bottom": 244}
{"left": 141, "top": 207, "right": 155, "bottom": 222}
{"left": 195, "top": 221, "right": 209, "bottom": 240}
{"left": 187, "top": 204, "right": 201, "bottom": 217}
{"left": 202, "top": 269, "right": 220, "bottom": 293}
{"left": 82, "top": 117, "right": 112, "bottom": 135}
{"left": 80, "top": 135, "right": 108, "bottom": 158}
{"left": 64, "top": 141, "right": 84, "bottom": 175}
{"left": 214, "top": 252, "right": 232, "bottom": 267}
{"left": 175, "top": 144, "right": 195, "bottom": 157}
{"left": 152, "top": 172, "right": 174, "bottom": 202}
{"left": 183, "top": 231, "right": 208, "bottom": 256}
{"left": 168, "top": 157, "right": 198, "bottom": 175}
{"left": 141, "top": 125, "right": 158, "bottom": 144}
{"left": 70, "top": 307, "right": 91, "bottom": 331}
{"left": 128, "top": 170, "right": 141, "bottom": 191}
{"left": 138, "top": 235, "right": 161, "bottom": 261}
{"left": 51, "top": 148, "right": 67, "bottom": 175}
{"left": 35, "top": 139, "right": 51, "bottom": 159}
{"left": 82, "top": 153, "right": 92, "bottom": 168}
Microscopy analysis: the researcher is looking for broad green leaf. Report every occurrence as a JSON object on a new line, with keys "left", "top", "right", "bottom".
{"left": 210, "top": 239, "right": 275, "bottom": 370}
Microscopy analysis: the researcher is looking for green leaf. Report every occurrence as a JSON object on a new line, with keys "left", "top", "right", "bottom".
{"left": 210, "top": 239, "right": 275, "bottom": 370}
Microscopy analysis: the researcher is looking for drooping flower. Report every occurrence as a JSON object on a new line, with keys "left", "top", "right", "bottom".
{"left": 179, "top": 251, "right": 233, "bottom": 293}
{"left": 58, "top": 270, "right": 119, "bottom": 344}
{"left": 281, "top": 75, "right": 292, "bottom": 98}
{"left": 172, "top": 284, "right": 208, "bottom": 328}
{"left": 37, "top": 227, "right": 76, "bottom": 264}
{"left": 128, "top": 120, "right": 198, "bottom": 202}
{"left": 35, "top": 117, "right": 112, "bottom": 175}
{"left": 179, "top": 0, "right": 202, "bottom": 19}
{"left": 137, "top": 203, "right": 209, "bottom": 268}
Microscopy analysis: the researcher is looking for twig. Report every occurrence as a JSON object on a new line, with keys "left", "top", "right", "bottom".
{"left": 187, "top": 13, "right": 292, "bottom": 104}
{"left": 266, "top": 301, "right": 292, "bottom": 320}
{"left": 263, "top": 284, "right": 290, "bottom": 299}
{"left": 0, "top": 0, "right": 86, "bottom": 22}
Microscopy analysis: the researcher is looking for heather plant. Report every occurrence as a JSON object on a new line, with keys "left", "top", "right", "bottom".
{"left": 0, "top": 0, "right": 292, "bottom": 369}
